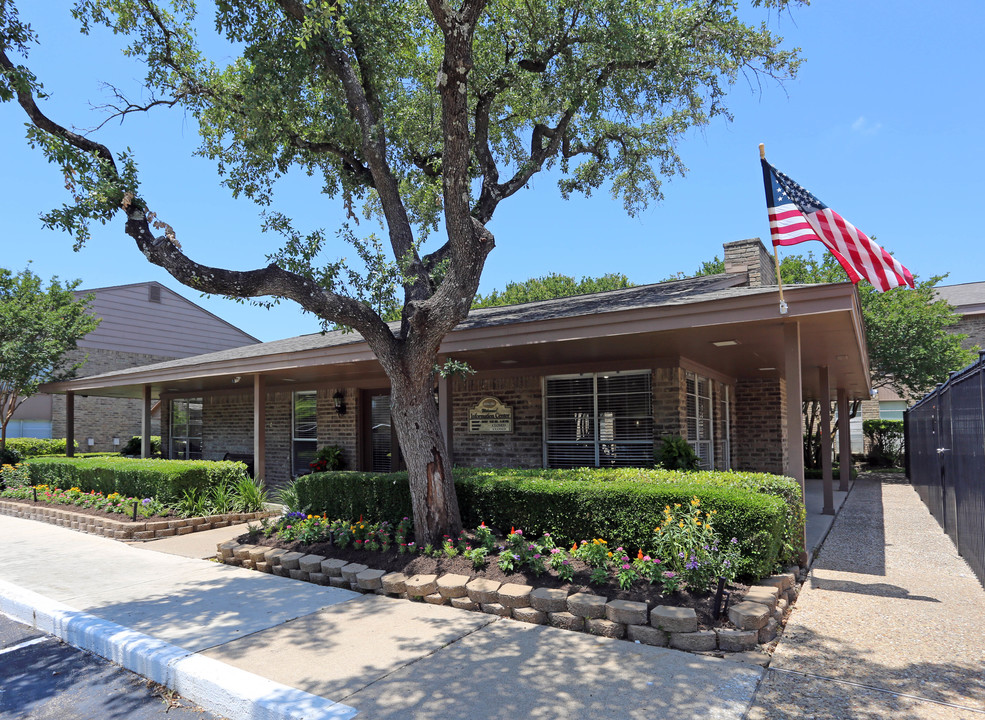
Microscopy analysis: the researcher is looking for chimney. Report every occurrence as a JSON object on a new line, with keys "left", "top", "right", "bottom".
{"left": 723, "top": 238, "right": 776, "bottom": 287}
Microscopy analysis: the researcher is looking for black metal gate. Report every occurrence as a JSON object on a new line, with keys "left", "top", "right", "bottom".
{"left": 906, "top": 352, "right": 985, "bottom": 588}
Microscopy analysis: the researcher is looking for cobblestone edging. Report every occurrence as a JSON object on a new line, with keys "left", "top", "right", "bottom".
{"left": 0, "top": 500, "right": 271, "bottom": 541}
{"left": 219, "top": 540, "right": 804, "bottom": 658}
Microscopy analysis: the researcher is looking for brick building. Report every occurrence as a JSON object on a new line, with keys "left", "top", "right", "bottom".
{"left": 43, "top": 239, "right": 872, "bottom": 493}
{"left": 11, "top": 282, "right": 258, "bottom": 452}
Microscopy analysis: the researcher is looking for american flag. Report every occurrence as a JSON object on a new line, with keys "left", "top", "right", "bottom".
{"left": 761, "top": 158, "right": 914, "bottom": 292}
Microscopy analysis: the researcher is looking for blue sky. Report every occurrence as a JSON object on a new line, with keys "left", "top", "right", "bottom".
{"left": 3, "top": 0, "right": 983, "bottom": 342}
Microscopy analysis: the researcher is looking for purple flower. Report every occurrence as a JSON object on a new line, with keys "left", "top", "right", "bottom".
{"left": 515, "top": 529, "right": 523, "bottom": 536}
{"left": 622, "top": 563, "right": 632, "bottom": 570}
{"left": 678, "top": 552, "right": 685, "bottom": 559}
{"left": 642, "top": 555, "right": 651, "bottom": 562}
{"left": 730, "top": 537, "right": 739, "bottom": 544}
{"left": 528, "top": 544, "right": 536, "bottom": 551}
{"left": 512, "top": 553, "right": 520, "bottom": 561}
{"left": 664, "top": 571, "right": 677, "bottom": 578}
{"left": 141, "top": 498, "right": 152, "bottom": 505}
{"left": 686, "top": 559, "right": 700, "bottom": 570}
{"left": 562, "top": 560, "right": 570, "bottom": 566}
{"left": 534, "top": 554, "right": 542, "bottom": 559}
{"left": 550, "top": 548, "right": 561, "bottom": 555}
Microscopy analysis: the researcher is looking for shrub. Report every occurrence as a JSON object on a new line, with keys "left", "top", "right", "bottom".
{"left": 309, "top": 444, "right": 345, "bottom": 473}
{"left": 654, "top": 435, "right": 700, "bottom": 471}
{"left": 22, "top": 457, "right": 249, "bottom": 504}
{"left": 3, "top": 438, "right": 76, "bottom": 457}
{"left": 0, "top": 446, "right": 22, "bottom": 467}
{"left": 294, "top": 466, "right": 798, "bottom": 578}
{"left": 119, "top": 436, "right": 162, "bottom": 456}
{"left": 863, "top": 419, "right": 904, "bottom": 467}
{"left": 804, "top": 466, "right": 858, "bottom": 480}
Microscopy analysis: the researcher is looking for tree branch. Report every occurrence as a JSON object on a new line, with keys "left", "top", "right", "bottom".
{"left": 3, "top": 45, "right": 396, "bottom": 350}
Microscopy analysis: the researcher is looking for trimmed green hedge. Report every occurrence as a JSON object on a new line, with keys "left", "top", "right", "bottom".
{"left": 293, "top": 467, "right": 801, "bottom": 578}
{"left": 804, "top": 466, "right": 858, "bottom": 480}
{"left": 24, "top": 457, "right": 249, "bottom": 504}
{"left": 3, "top": 438, "right": 77, "bottom": 457}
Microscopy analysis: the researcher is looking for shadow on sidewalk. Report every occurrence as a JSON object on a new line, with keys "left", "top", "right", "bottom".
{"left": 752, "top": 624, "right": 985, "bottom": 719}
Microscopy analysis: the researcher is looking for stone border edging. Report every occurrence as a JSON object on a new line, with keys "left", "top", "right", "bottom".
{"left": 219, "top": 541, "right": 803, "bottom": 658}
{"left": 0, "top": 578, "right": 358, "bottom": 720}
{"left": 0, "top": 499, "right": 271, "bottom": 541}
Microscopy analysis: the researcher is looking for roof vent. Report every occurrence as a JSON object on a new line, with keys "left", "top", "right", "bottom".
{"left": 148, "top": 285, "right": 162, "bottom": 303}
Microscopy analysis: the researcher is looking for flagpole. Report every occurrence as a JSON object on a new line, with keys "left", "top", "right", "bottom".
{"left": 760, "top": 143, "right": 788, "bottom": 315}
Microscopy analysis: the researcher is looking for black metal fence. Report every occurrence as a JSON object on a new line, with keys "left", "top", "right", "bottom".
{"left": 905, "top": 352, "right": 985, "bottom": 588}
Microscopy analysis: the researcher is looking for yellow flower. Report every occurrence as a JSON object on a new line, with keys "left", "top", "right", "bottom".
{"left": 696, "top": 521, "right": 701, "bottom": 526}
{"left": 307, "top": 514, "right": 313, "bottom": 519}
{"left": 691, "top": 498, "right": 700, "bottom": 506}
{"left": 679, "top": 521, "right": 684, "bottom": 527}
{"left": 607, "top": 552, "right": 613, "bottom": 557}
{"left": 654, "top": 526, "right": 661, "bottom": 532}
{"left": 674, "top": 503, "right": 681, "bottom": 508}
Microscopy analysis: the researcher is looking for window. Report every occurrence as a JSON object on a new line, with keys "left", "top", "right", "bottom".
{"left": 5, "top": 419, "right": 52, "bottom": 439}
{"left": 170, "top": 398, "right": 202, "bottom": 460}
{"left": 292, "top": 391, "right": 318, "bottom": 477}
{"left": 879, "top": 401, "right": 908, "bottom": 421}
{"left": 544, "top": 371, "right": 652, "bottom": 468}
{"left": 686, "top": 371, "right": 714, "bottom": 470}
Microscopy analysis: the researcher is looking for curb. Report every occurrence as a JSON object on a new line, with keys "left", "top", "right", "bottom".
{"left": 0, "top": 579, "right": 357, "bottom": 720}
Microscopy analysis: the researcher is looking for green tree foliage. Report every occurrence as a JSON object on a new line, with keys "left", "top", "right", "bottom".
{"left": 473, "top": 273, "right": 634, "bottom": 309}
{"left": 779, "top": 251, "right": 975, "bottom": 398}
{"left": 0, "top": 0, "right": 804, "bottom": 542}
{"left": 776, "top": 250, "right": 975, "bottom": 468}
{"left": 0, "top": 267, "right": 100, "bottom": 449}
{"left": 662, "top": 254, "right": 725, "bottom": 281}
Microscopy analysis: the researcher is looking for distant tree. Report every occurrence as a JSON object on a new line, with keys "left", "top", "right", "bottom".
{"left": 779, "top": 251, "right": 974, "bottom": 398}
{"left": 661, "top": 255, "right": 725, "bottom": 282}
{"left": 0, "top": 267, "right": 100, "bottom": 449}
{"left": 778, "top": 251, "right": 975, "bottom": 467}
{"left": 473, "top": 273, "right": 634, "bottom": 309}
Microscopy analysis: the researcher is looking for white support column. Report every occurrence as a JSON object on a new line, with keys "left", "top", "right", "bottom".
{"left": 819, "top": 366, "right": 834, "bottom": 515}
{"left": 254, "top": 374, "right": 266, "bottom": 482}
{"left": 141, "top": 385, "right": 153, "bottom": 459}
{"left": 838, "top": 387, "right": 853, "bottom": 492}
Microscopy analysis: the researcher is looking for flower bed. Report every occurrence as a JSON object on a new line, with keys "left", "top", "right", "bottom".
{"left": 219, "top": 533, "right": 802, "bottom": 654}
{"left": 0, "top": 498, "right": 271, "bottom": 540}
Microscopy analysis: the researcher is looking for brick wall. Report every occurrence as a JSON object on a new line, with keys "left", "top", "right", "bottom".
{"left": 732, "top": 376, "right": 786, "bottom": 474}
{"left": 51, "top": 347, "right": 171, "bottom": 452}
{"left": 451, "top": 375, "right": 543, "bottom": 467}
{"left": 164, "top": 388, "right": 357, "bottom": 492}
{"left": 652, "top": 367, "right": 685, "bottom": 447}
{"left": 202, "top": 392, "right": 253, "bottom": 460}
{"left": 955, "top": 314, "right": 985, "bottom": 351}
{"left": 315, "top": 387, "right": 359, "bottom": 472}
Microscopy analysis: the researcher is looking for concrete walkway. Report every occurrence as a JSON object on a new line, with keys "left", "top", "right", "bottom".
{"left": 0, "top": 514, "right": 764, "bottom": 720}
{"left": 748, "top": 474, "right": 985, "bottom": 719}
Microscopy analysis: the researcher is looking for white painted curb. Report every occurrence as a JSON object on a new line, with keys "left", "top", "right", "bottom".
{"left": 0, "top": 579, "right": 357, "bottom": 720}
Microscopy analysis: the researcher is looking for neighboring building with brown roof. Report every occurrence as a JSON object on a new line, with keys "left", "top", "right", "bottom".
{"left": 10, "top": 282, "right": 258, "bottom": 452}
{"left": 43, "top": 239, "right": 871, "bottom": 494}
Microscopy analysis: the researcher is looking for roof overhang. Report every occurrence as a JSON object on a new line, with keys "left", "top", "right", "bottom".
{"left": 43, "top": 282, "right": 871, "bottom": 401}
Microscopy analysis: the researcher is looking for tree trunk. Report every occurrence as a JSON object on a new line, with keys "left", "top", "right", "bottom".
{"left": 388, "top": 370, "right": 461, "bottom": 547}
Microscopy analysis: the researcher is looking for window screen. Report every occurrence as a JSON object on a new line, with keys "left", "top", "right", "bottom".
{"left": 170, "top": 398, "right": 203, "bottom": 460}
{"left": 545, "top": 371, "right": 652, "bottom": 468}
{"left": 685, "top": 371, "right": 713, "bottom": 470}
{"left": 292, "top": 391, "right": 318, "bottom": 477}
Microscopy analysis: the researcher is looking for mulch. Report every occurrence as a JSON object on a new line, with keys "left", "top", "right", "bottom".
{"left": 1, "top": 497, "right": 175, "bottom": 524}
{"left": 241, "top": 532, "right": 751, "bottom": 629}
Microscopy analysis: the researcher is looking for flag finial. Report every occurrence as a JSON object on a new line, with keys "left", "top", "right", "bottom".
{"left": 759, "top": 143, "right": 766, "bottom": 160}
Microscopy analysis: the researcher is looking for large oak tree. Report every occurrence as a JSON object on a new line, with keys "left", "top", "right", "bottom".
{"left": 1, "top": 0, "right": 802, "bottom": 543}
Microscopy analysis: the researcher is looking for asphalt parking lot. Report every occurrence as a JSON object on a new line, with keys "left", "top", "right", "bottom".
{"left": 0, "top": 614, "right": 223, "bottom": 720}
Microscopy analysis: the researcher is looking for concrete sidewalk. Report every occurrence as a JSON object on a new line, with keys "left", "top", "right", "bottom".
{"left": 0, "top": 514, "right": 764, "bottom": 720}
{"left": 748, "top": 474, "right": 985, "bottom": 719}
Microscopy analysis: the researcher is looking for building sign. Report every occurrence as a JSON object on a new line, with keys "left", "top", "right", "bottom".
{"left": 469, "top": 396, "right": 513, "bottom": 434}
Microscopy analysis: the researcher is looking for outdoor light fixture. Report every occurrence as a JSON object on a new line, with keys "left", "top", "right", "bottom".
{"left": 232, "top": 376, "right": 242, "bottom": 384}
{"left": 711, "top": 340, "right": 739, "bottom": 347}
{"left": 333, "top": 390, "right": 347, "bottom": 416}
